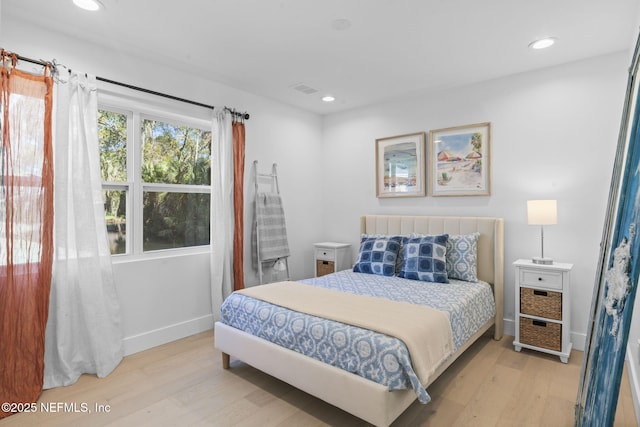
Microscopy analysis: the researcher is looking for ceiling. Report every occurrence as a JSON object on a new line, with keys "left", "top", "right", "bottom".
{"left": 2, "top": 0, "right": 639, "bottom": 115}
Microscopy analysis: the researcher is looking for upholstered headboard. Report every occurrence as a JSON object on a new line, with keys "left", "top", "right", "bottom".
{"left": 360, "top": 215, "right": 504, "bottom": 339}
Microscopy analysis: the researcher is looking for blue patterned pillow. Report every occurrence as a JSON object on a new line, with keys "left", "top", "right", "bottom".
{"left": 398, "top": 234, "right": 449, "bottom": 283}
{"left": 446, "top": 232, "right": 480, "bottom": 282}
{"left": 353, "top": 235, "right": 402, "bottom": 276}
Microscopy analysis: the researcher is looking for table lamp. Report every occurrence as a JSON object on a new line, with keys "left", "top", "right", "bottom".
{"left": 527, "top": 199, "right": 557, "bottom": 265}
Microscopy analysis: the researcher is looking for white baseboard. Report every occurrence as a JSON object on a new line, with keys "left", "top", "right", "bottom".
{"left": 503, "top": 318, "right": 515, "bottom": 338}
{"left": 571, "top": 331, "right": 587, "bottom": 352}
{"left": 123, "top": 314, "right": 214, "bottom": 356}
{"left": 627, "top": 342, "right": 640, "bottom": 426}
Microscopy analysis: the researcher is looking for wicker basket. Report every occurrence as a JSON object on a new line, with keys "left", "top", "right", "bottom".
{"left": 519, "top": 317, "right": 561, "bottom": 351}
{"left": 520, "top": 288, "right": 562, "bottom": 320}
{"left": 316, "top": 260, "right": 335, "bottom": 277}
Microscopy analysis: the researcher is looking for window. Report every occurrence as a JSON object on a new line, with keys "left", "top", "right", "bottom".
{"left": 98, "top": 99, "right": 212, "bottom": 257}
{"left": 100, "top": 110, "right": 128, "bottom": 254}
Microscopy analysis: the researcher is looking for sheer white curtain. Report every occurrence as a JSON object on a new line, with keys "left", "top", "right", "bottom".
{"left": 44, "top": 71, "right": 123, "bottom": 388}
{"left": 210, "top": 109, "right": 234, "bottom": 320}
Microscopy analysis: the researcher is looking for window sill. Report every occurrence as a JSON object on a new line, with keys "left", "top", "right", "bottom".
{"left": 110, "top": 246, "right": 211, "bottom": 264}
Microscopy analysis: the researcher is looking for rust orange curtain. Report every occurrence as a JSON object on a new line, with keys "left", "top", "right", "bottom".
{"left": 0, "top": 54, "right": 54, "bottom": 418}
{"left": 232, "top": 120, "right": 246, "bottom": 291}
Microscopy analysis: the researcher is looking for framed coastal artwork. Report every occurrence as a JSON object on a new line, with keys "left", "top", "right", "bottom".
{"left": 428, "top": 122, "right": 491, "bottom": 196}
{"left": 375, "top": 132, "right": 426, "bottom": 198}
{"left": 575, "top": 35, "right": 640, "bottom": 426}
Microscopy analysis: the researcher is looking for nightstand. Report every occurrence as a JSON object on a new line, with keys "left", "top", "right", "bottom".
{"left": 513, "top": 259, "right": 573, "bottom": 363}
{"left": 314, "top": 242, "right": 352, "bottom": 277}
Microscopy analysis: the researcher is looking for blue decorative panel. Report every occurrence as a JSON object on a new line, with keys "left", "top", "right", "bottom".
{"left": 576, "top": 35, "right": 640, "bottom": 426}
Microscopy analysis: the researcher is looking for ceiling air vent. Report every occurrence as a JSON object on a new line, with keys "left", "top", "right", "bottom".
{"left": 290, "top": 83, "right": 318, "bottom": 95}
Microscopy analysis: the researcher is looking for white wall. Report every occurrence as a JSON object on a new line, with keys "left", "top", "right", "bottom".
{"left": 2, "top": 16, "right": 326, "bottom": 355}
{"left": 321, "top": 52, "right": 629, "bottom": 351}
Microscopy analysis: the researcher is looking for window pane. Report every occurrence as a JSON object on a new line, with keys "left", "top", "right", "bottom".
{"left": 104, "top": 189, "right": 127, "bottom": 255}
{"left": 98, "top": 110, "right": 128, "bottom": 182}
{"left": 143, "top": 191, "right": 210, "bottom": 251}
{"left": 142, "top": 119, "right": 211, "bottom": 185}
{"left": 0, "top": 184, "right": 43, "bottom": 265}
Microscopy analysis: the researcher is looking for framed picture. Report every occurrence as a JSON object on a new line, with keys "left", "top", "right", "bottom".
{"left": 375, "top": 132, "right": 426, "bottom": 198}
{"left": 428, "top": 122, "right": 491, "bottom": 196}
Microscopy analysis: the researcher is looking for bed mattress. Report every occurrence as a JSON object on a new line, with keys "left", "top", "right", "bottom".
{"left": 220, "top": 270, "right": 495, "bottom": 403}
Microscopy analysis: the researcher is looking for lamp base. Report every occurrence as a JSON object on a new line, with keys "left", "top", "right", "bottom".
{"left": 532, "top": 256, "right": 554, "bottom": 265}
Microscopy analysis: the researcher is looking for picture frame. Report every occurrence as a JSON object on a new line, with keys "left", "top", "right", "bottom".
{"left": 428, "top": 122, "right": 491, "bottom": 196}
{"left": 375, "top": 132, "right": 426, "bottom": 198}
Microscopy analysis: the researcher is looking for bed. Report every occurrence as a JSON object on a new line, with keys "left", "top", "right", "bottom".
{"left": 214, "top": 215, "right": 504, "bottom": 426}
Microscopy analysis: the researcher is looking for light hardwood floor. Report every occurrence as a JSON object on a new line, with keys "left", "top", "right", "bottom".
{"left": 0, "top": 329, "right": 637, "bottom": 427}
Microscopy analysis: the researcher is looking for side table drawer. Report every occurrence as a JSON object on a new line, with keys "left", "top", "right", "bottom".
{"left": 520, "top": 288, "right": 562, "bottom": 320}
{"left": 316, "top": 260, "right": 335, "bottom": 277}
{"left": 520, "top": 318, "right": 562, "bottom": 352}
{"left": 315, "top": 248, "right": 336, "bottom": 261}
{"left": 520, "top": 268, "right": 563, "bottom": 290}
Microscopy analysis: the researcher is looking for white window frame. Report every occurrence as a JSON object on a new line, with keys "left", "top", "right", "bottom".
{"left": 98, "top": 83, "right": 213, "bottom": 261}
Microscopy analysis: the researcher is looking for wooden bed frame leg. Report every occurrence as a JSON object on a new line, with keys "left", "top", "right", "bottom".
{"left": 494, "top": 323, "right": 504, "bottom": 341}
{"left": 222, "top": 352, "right": 230, "bottom": 369}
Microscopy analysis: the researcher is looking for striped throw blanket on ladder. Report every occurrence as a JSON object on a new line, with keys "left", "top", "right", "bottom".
{"left": 253, "top": 193, "right": 290, "bottom": 269}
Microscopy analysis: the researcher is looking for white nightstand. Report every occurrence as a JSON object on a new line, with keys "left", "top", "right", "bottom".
{"left": 314, "top": 242, "right": 352, "bottom": 277}
{"left": 513, "top": 259, "right": 573, "bottom": 363}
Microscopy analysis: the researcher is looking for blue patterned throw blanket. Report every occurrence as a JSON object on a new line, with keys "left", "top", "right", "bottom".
{"left": 220, "top": 270, "right": 495, "bottom": 403}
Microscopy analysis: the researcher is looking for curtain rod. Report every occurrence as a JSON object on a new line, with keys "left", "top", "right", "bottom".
{"left": 96, "top": 76, "right": 250, "bottom": 120}
{"left": 9, "top": 52, "right": 250, "bottom": 120}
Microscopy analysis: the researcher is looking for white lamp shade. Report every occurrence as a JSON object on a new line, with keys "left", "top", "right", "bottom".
{"left": 527, "top": 200, "right": 557, "bottom": 225}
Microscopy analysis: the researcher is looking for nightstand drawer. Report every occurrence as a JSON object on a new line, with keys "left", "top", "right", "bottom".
{"left": 520, "top": 268, "right": 563, "bottom": 290}
{"left": 520, "top": 288, "right": 562, "bottom": 320}
{"left": 315, "top": 248, "right": 336, "bottom": 261}
{"left": 316, "top": 260, "right": 335, "bottom": 277}
{"left": 520, "top": 318, "right": 561, "bottom": 352}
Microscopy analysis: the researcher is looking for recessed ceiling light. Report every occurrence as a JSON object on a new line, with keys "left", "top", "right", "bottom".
{"left": 73, "top": 0, "right": 104, "bottom": 11}
{"left": 321, "top": 95, "right": 336, "bottom": 103}
{"left": 529, "top": 37, "right": 556, "bottom": 50}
